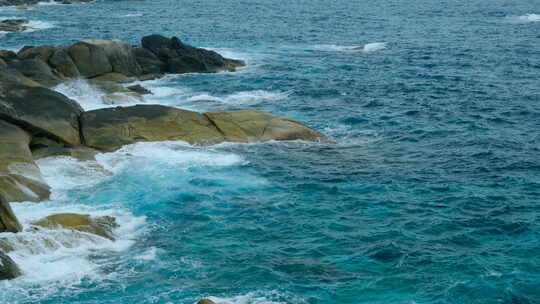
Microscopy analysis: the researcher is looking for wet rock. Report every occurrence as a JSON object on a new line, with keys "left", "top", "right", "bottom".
{"left": 127, "top": 84, "right": 152, "bottom": 95}
{"left": 197, "top": 299, "right": 216, "bottom": 304}
{"left": 0, "top": 195, "right": 23, "bottom": 233}
{"left": 0, "top": 80, "right": 84, "bottom": 146}
{"left": 205, "top": 110, "right": 326, "bottom": 142}
{"left": 91, "top": 72, "right": 135, "bottom": 83}
{"left": 30, "top": 137, "right": 99, "bottom": 161}
{"left": 0, "top": 251, "right": 21, "bottom": 280}
{"left": 0, "top": 120, "right": 50, "bottom": 202}
{"left": 32, "top": 213, "right": 118, "bottom": 240}
{"left": 80, "top": 104, "right": 225, "bottom": 151}
{"left": 134, "top": 46, "right": 166, "bottom": 75}
{"left": 0, "top": 19, "right": 29, "bottom": 32}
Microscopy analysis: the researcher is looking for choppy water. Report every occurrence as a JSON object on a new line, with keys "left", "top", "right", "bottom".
{"left": 1, "top": 0, "right": 540, "bottom": 303}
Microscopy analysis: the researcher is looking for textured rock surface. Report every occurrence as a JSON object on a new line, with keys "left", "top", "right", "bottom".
{"left": 0, "top": 195, "right": 23, "bottom": 233}
{"left": 0, "top": 120, "right": 50, "bottom": 202}
{"left": 81, "top": 105, "right": 224, "bottom": 151}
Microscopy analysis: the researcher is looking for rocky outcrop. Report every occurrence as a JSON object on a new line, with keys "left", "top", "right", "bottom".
{"left": 197, "top": 299, "right": 216, "bottom": 304}
{"left": 0, "top": 251, "right": 21, "bottom": 280}
{"left": 80, "top": 105, "right": 326, "bottom": 151}
{"left": 0, "top": 195, "right": 23, "bottom": 233}
{"left": 81, "top": 105, "right": 225, "bottom": 151}
{"left": 32, "top": 213, "right": 118, "bottom": 240}
{"left": 205, "top": 110, "right": 326, "bottom": 142}
{"left": 0, "top": 35, "right": 244, "bottom": 88}
{"left": 0, "top": 120, "right": 50, "bottom": 202}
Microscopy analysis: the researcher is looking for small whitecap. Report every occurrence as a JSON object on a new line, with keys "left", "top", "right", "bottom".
{"left": 121, "top": 13, "right": 143, "bottom": 18}
{"left": 313, "top": 42, "right": 386, "bottom": 53}
{"left": 506, "top": 13, "right": 540, "bottom": 23}
{"left": 188, "top": 90, "right": 292, "bottom": 106}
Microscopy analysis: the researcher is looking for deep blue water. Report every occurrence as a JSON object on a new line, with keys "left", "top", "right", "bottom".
{"left": 1, "top": 0, "right": 540, "bottom": 303}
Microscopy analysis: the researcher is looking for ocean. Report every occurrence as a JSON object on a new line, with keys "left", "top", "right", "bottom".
{"left": 1, "top": 0, "right": 539, "bottom": 303}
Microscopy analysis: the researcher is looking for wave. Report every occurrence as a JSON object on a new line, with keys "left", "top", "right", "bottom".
{"left": 313, "top": 42, "right": 386, "bottom": 53}
{"left": 506, "top": 13, "right": 540, "bottom": 23}
{"left": 204, "top": 291, "right": 303, "bottom": 304}
{"left": 0, "top": 19, "right": 54, "bottom": 35}
{"left": 187, "top": 90, "right": 292, "bottom": 106}
{"left": 54, "top": 79, "right": 145, "bottom": 111}
{"left": 120, "top": 13, "right": 143, "bottom": 18}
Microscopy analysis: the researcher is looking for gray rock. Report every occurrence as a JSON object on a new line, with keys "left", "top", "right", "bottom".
{"left": 0, "top": 251, "right": 21, "bottom": 280}
{"left": 48, "top": 47, "right": 80, "bottom": 78}
{"left": 68, "top": 41, "right": 112, "bottom": 78}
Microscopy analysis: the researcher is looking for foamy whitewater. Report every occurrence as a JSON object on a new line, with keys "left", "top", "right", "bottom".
{"left": 1, "top": 0, "right": 540, "bottom": 303}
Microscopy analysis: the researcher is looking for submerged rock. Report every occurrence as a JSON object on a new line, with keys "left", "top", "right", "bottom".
{"left": 0, "top": 19, "right": 29, "bottom": 32}
{"left": 32, "top": 213, "right": 118, "bottom": 240}
{"left": 0, "top": 251, "right": 21, "bottom": 280}
{"left": 0, "top": 195, "right": 23, "bottom": 233}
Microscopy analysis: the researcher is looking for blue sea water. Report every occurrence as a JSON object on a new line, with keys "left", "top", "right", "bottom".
{"left": 1, "top": 0, "right": 540, "bottom": 303}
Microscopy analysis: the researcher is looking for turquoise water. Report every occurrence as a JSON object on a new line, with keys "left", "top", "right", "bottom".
{"left": 1, "top": 0, "right": 540, "bottom": 303}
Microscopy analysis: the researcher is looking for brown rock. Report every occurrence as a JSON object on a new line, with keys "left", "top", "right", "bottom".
{"left": 32, "top": 213, "right": 118, "bottom": 240}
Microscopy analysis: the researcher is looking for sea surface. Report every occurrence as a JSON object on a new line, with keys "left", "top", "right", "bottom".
{"left": 1, "top": 0, "right": 540, "bottom": 303}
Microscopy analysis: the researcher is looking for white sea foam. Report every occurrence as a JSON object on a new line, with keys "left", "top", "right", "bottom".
{"left": 507, "top": 13, "right": 540, "bottom": 23}
{"left": 25, "top": 20, "right": 54, "bottom": 31}
{"left": 204, "top": 291, "right": 299, "bottom": 304}
{"left": 120, "top": 13, "right": 143, "bottom": 18}
{"left": 54, "top": 78, "right": 145, "bottom": 111}
{"left": 187, "top": 90, "right": 292, "bottom": 106}
{"left": 96, "top": 141, "right": 246, "bottom": 174}
{"left": 314, "top": 42, "right": 386, "bottom": 53}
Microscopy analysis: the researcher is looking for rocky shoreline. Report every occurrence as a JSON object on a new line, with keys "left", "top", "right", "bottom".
{"left": 0, "top": 34, "right": 326, "bottom": 281}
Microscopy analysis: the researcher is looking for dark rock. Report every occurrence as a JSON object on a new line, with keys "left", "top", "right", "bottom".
{"left": 134, "top": 46, "right": 166, "bottom": 74}
{"left": 0, "top": 251, "right": 21, "bottom": 280}
{"left": 0, "top": 120, "right": 51, "bottom": 202}
{"left": 80, "top": 105, "right": 224, "bottom": 151}
{"left": 8, "top": 58, "right": 61, "bottom": 87}
{"left": 0, "top": 195, "right": 23, "bottom": 233}
{"left": 17, "top": 45, "right": 56, "bottom": 62}
{"left": 0, "top": 19, "right": 28, "bottom": 32}
{"left": 0, "top": 58, "right": 6, "bottom": 70}
{"left": 68, "top": 41, "right": 112, "bottom": 78}
{"left": 0, "top": 50, "right": 18, "bottom": 62}
{"left": 0, "top": 81, "right": 84, "bottom": 146}
{"left": 197, "top": 299, "right": 216, "bottom": 304}
{"left": 30, "top": 136, "right": 99, "bottom": 161}
{"left": 140, "top": 34, "right": 245, "bottom": 74}
{"left": 127, "top": 84, "right": 152, "bottom": 95}
{"left": 48, "top": 47, "right": 80, "bottom": 78}
{"left": 82, "top": 40, "right": 142, "bottom": 76}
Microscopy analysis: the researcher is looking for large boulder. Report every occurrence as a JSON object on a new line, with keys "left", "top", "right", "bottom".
{"left": 0, "top": 251, "right": 21, "bottom": 280}
{"left": 134, "top": 46, "right": 166, "bottom": 75}
{"left": 0, "top": 120, "right": 50, "bottom": 202}
{"left": 80, "top": 105, "right": 225, "bottom": 151}
{"left": 205, "top": 110, "right": 326, "bottom": 142}
{"left": 48, "top": 47, "right": 80, "bottom": 78}
{"left": 68, "top": 41, "right": 112, "bottom": 78}
{"left": 140, "top": 34, "right": 245, "bottom": 73}
{"left": 0, "top": 195, "right": 23, "bottom": 233}
{"left": 17, "top": 45, "right": 56, "bottom": 62}
{"left": 8, "top": 58, "right": 61, "bottom": 87}
{"left": 0, "top": 82, "right": 84, "bottom": 146}
{"left": 81, "top": 40, "right": 142, "bottom": 76}
{"left": 32, "top": 213, "right": 118, "bottom": 240}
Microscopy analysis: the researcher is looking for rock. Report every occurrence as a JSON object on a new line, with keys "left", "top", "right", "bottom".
{"left": 204, "top": 110, "right": 326, "bottom": 142}
{"left": 0, "top": 69, "right": 42, "bottom": 87}
{"left": 197, "top": 299, "right": 216, "bottom": 304}
{"left": 32, "top": 213, "right": 118, "bottom": 240}
{"left": 80, "top": 105, "right": 225, "bottom": 151}
{"left": 0, "top": 81, "right": 84, "bottom": 146}
{"left": 68, "top": 41, "right": 112, "bottom": 78}
{"left": 30, "top": 137, "right": 99, "bottom": 161}
{"left": 0, "top": 58, "right": 6, "bottom": 70}
{"left": 0, "top": 50, "right": 18, "bottom": 62}
{"left": 140, "top": 34, "right": 245, "bottom": 74}
{"left": 82, "top": 40, "right": 142, "bottom": 76}
{"left": 134, "top": 46, "right": 166, "bottom": 75}
{"left": 17, "top": 45, "right": 56, "bottom": 62}
{"left": 0, "top": 120, "right": 50, "bottom": 202}
{"left": 0, "top": 195, "right": 23, "bottom": 233}
{"left": 91, "top": 72, "right": 135, "bottom": 83}
{"left": 0, "top": 19, "right": 29, "bottom": 32}
{"left": 48, "top": 47, "right": 80, "bottom": 78}
{"left": 8, "top": 58, "right": 61, "bottom": 87}
{"left": 0, "top": 251, "right": 21, "bottom": 280}
{"left": 127, "top": 84, "right": 152, "bottom": 95}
